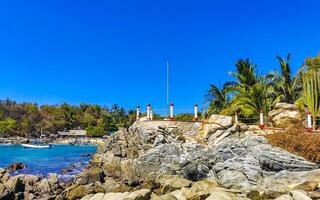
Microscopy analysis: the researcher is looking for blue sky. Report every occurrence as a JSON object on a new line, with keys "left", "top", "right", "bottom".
{"left": 0, "top": 0, "right": 320, "bottom": 112}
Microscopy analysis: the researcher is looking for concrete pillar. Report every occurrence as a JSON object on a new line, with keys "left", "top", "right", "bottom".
{"left": 170, "top": 103, "right": 174, "bottom": 119}
{"left": 307, "top": 112, "right": 312, "bottom": 132}
{"left": 136, "top": 106, "right": 140, "bottom": 121}
{"left": 147, "top": 104, "right": 151, "bottom": 120}
{"left": 234, "top": 112, "right": 238, "bottom": 124}
{"left": 193, "top": 104, "right": 198, "bottom": 121}
{"left": 259, "top": 110, "right": 265, "bottom": 129}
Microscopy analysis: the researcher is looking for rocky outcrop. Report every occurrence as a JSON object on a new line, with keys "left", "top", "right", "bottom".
{"left": 5, "top": 162, "right": 28, "bottom": 172}
{"left": 3, "top": 117, "right": 320, "bottom": 199}
{"left": 0, "top": 168, "right": 69, "bottom": 200}
{"left": 202, "top": 114, "right": 233, "bottom": 139}
{"left": 55, "top": 119, "right": 320, "bottom": 199}
{"left": 268, "top": 103, "right": 303, "bottom": 128}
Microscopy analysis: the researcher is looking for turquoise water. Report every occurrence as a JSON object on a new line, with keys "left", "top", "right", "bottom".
{"left": 0, "top": 144, "right": 97, "bottom": 177}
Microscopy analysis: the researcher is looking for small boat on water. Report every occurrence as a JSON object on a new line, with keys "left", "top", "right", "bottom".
{"left": 21, "top": 144, "right": 52, "bottom": 149}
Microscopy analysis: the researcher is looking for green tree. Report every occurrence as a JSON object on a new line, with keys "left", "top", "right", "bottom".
{"left": 228, "top": 59, "right": 259, "bottom": 91}
{"left": 101, "top": 113, "right": 118, "bottom": 132}
{"left": 205, "top": 82, "right": 233, "bottom": 115}
{"left": 233, "top": 83, "right": 270, "bottom": 117}
{"left": 61, "top": 104, "right": 79, "bottom": 130}
{"left": 268, "top": 54, "right": 302, "bottom": 104}
{"left": 0, "top": 118, "right": 17, "bottom": 135}
{"left": 86, "top": 125, "right": 106, "bottom": 137}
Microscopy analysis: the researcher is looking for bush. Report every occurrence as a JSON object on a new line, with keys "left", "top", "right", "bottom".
{"left": 0, "top": 118, "right": 17, "bottom": 135}
{"left": 265, "top": 129, "right": 320, "bottom": 163}
{"left": 86, "top": 126, "right": 106, "bottom": 137}
{"left": 175, "top": 113, "right": 194, "bottom": 122}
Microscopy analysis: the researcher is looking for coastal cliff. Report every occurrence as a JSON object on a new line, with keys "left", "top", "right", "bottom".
{"left": 1, "top": 118, "right": 320, "bottom": 200}
{"left": 59, "top": 119, "right": 320, "bottom": 200}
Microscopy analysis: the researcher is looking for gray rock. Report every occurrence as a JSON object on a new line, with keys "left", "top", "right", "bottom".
{"left": 274, "top": 194, "right": 293, "bottom": 200}
{"left": 268, "top": 103, "right": 302, "bottom": 128}
{"left": 290, "top": 190, "right": 312, "bottom": 200}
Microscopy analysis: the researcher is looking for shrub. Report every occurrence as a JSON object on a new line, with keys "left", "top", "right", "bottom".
{"left": 86, "top": 125, "right": 106, "bottom": 137}
{"left": 265, "top": 129, "right": 320, "bottom": 163}
{"left": 175, "top": 113, "right": 194, "bottom": 122}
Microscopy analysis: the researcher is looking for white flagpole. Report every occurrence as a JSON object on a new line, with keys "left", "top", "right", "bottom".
{"left": 167, "top": 60, "right": 170, "bottom": 117}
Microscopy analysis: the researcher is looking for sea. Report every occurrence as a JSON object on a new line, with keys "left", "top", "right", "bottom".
{"left": 0, "top": 144, "right": 97, "bottom": 181}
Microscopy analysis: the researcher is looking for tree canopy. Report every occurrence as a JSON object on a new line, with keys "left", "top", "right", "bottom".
{"left": 0, "top": 100, "right": 133, "bottom": 137}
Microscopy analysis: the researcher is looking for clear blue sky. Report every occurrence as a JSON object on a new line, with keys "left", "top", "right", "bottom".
{"left": 1, "top": 0, "right": 320, "bottom": 112}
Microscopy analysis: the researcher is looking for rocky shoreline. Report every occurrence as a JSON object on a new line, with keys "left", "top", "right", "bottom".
{"left": 1, "top": 112, "right": 320, "bottom": 199}
{"left": 0, "top": 137, "right": 106, "bottom": 146}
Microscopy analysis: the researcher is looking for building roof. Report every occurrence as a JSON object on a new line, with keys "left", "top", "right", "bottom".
{"left": 57, "top": 130, "right": 86, "bottom": 136}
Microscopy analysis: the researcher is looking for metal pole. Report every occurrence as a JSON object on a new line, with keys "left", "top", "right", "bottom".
{"left": 167, "top": 60, "right": 170, "bottom": 117}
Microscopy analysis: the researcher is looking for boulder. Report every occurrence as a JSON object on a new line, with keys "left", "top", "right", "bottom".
{"left": 191, "top": 179, "right": 219, "bottom": 193}
{"left": 290, "top": 190, "right": 312, "bottom": 200}
{"left": 63, "top": 185, "right": 89, "bottom": 200}
{"left": 308, "top": 191, "right": 320, "bottom": 199}
{"left": 101, "top": 192, "right": 130, "bottom": 200}
{"left": 76, "top": 167, "right": 105, "bottom": 185}
{"left": 293, "top": 181, "right": 319, "bottom": 191}
{"left": 5, "top": 162, "right": 27, "bottom": 172}
{"left": 202, "top": 115, "right": 233, "bottom": 138}
{"left": 124, "top": 189, "right": 151, "bottom": 200}
{"left": 274, "top": 195, "right": 293, "bottom": 200}
{"left": 33, "top": 178, "right": 52, "bottom": 196}
{"left": 157, "top": 175, "right": 192, "bottom": 193}
{"left": 208, "top": 115, "right": 233, "bottom": 128}
{"left": 159, "top": 193, "right": 178, "bottom": 200}
{"left": 268, "top": 103, "right": 302, "bottom": 128}
{"left": 81, "top": 153, "right": 92, "bottom": 157}
{"left": 0, "top": 183, "right": 14, "bottom": 200}
{"left": 170, "top": 187, "right": 210, "bottom": 200}
{"left": 205, "top": 188, "right": 249, "bottom": 200}
{"left": 81, "top": 193, "right": 105, "bottom": 200}
{"left": 4, "top": 175, "right": 25, "bottom": 193}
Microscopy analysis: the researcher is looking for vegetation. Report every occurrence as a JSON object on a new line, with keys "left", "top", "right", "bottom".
{"left": 0, "top": 100, "right": 135, "bottom": 137}
{"left": 175, "top": 113, "right": 195, "bottom": 122}
{"left": 86, "top": 125, "right": 106, "bottom": 137}
{"left": 303, "top": 56, "right": 320, "bottom": 130}
{"left": 205, "top": 53, "right": 320, "bottom": 124}
{"left": 266, "top": 129, "right": 320, "bottom": 163}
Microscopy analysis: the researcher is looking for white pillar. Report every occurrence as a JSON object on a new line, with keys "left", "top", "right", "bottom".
{"left": 193, "top": 104, "right": 198, "bottom": 121}
{"left": 150, "top": 108, "right": 153, "bottom": 121}
{"left": 307, "top": 112, "right": 312, "bottom": 132}
{"left": 259, "top": 110, "right": 265, "bottom": 129}
{"left": 136, "top": 106, "right": 140, "bottom": 121}
{"left": 170, "top": 103, "right": 174, "bottom": 119}
{"left": 234, "top": 112, "right": 238, "bottom": 124}
{"left": 147, "top": 104, "right": 151, "bottom": 120}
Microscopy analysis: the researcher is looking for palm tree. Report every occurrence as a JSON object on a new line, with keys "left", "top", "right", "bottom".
{"left": 233, "top": 83, "right": 270, "bottom": 117}
{"left": 268, "top": 54, "right": 302, "bottom": 104}
{"left": 205, "top": 82, "right": 231, "bottom": 115}
{"left": 228, "top": 59, "right": 259, "bottom": 91}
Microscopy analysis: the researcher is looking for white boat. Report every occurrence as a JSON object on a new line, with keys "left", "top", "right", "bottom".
{"left": 21, "top": 144, "right": 51, "bottom": 149}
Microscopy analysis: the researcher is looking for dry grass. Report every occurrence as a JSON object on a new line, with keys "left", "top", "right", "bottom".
{"left": 265, "top": 128, "right": 320, "bottom": 163}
